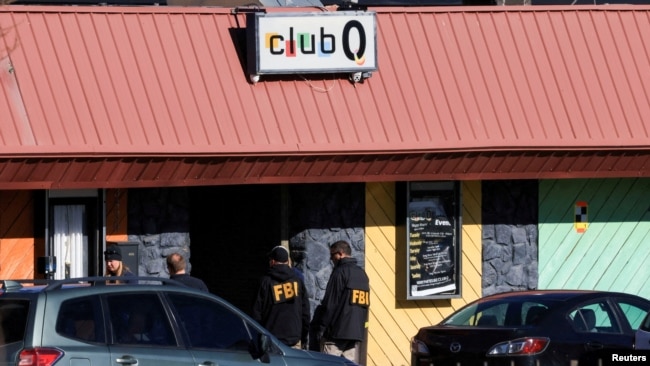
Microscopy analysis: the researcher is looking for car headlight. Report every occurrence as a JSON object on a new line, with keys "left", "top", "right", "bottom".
{"left": 487, "top": 337, "right": 549, "bottom": 356}
{"left": 410, "top": 337, "right": 430, "bottom": 354}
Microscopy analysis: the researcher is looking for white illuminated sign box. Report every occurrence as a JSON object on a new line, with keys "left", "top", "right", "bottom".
{"left": 247, "top": 11, "right": 377, "bottom": 76}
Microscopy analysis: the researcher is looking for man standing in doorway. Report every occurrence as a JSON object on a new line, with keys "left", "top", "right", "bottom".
{"left": 253, "top": 246, "right": 310, "bottom": 349}
{"left": 313, "top": 240, "right": 370, "bottom": 364}
{"left": 166, "top": 253, "right": 209, "bottom": 292}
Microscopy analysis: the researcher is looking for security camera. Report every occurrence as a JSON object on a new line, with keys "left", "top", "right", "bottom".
{"left": 350, "top": 72, "right": 363, "bottom": 83}
{"left": 249, "top": 74, "right": 260, "bottom": 84}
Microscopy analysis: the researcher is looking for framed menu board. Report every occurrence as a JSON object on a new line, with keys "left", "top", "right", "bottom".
{"left": 406, "top": 181, "right": 461, "bottom": 299}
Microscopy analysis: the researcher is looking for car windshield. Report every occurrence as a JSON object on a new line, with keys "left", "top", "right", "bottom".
{"left": 442, "top": 298, "right": 560, "bottom": 327}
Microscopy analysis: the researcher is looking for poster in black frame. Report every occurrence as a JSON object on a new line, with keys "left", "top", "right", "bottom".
{"left": 406, "top": 181, "right": 462, "bottom": 300}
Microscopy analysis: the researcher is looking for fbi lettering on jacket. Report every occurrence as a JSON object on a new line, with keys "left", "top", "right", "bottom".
{"left": 351, "top": 289, "right": 370, "bottom": 307}
{"left": 272, "top": 281, "right": 299, "bottom": 303}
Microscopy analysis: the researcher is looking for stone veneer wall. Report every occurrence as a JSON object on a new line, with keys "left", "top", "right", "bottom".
{"left": 127, "top": 188, "right": 192, "bottom": 277}
{"left": 288, "top": 183, "right": 366, "bottom": 316}
{"left": 482, "top": 180, "right": 539, "bottom": 296}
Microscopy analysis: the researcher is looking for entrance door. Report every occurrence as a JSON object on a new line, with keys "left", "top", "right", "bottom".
{"left": 48, "top": 191, "right": 101, "bottom": 279}
{"left": 52, "top": 204, "right": 87, "bottom": 279}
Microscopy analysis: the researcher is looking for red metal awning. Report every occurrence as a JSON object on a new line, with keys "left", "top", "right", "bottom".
{"left": 1, "top": 5, "right": 650, "bottom": 187}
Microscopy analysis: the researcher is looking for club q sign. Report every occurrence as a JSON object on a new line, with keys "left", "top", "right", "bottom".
{"left": 246, "top": 11, "right": 377, "bottom": 77}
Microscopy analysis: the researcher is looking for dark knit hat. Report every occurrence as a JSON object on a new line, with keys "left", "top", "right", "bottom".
{"left": 268, "top": 246, "right": 289, "bottom": 263}
{"left": 104, "top": 244, "right": 122, "bottom": 261}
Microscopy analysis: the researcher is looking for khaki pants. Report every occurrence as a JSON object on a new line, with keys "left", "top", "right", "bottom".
{"left": 321, "top": 338, "right": 359, "bottom": 364}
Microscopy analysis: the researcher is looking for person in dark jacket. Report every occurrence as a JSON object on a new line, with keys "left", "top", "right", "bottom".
{"left": 253, "top": 246, "right": 310, "bottom": 349}
{"left": 104, "top": 244, "right": 137, "bottom": 284}
{"left": 166, "top": 253, "right": 209, "bottom": 292}
{"left": 312, "top": 240, "right": 369, "bottom": 363}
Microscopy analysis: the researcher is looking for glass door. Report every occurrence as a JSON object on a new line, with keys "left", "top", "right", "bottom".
{"left": 52, "top": 204, "right": 87, "bottom": 279}
{"left": 48, "top": 190, "right": 102, "bottom": 279}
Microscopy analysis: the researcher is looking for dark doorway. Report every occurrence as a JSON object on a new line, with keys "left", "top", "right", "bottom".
{"left": 188, "top": 185, "right": 282, "bottom": 316}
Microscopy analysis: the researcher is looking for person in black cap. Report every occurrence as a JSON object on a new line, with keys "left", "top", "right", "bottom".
{"left": 252, "top": 245, "right": 310, "bottom": 349}
{"left": 104, "top": 244, "right": 136, "bottom": 283}
{"left": 166, "top": 252, "right": 209, "bottom": 292}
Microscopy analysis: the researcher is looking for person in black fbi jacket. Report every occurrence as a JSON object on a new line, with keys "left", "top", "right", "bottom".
{"left": 252, "top": 246, "right": 310, "bottom": 349}
{"left": 313, "top": 240, "right": 370, "bottom": 364}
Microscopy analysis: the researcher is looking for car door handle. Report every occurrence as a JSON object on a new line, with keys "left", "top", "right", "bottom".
{"left": 198, "top": 362, "right": 218, "bottom": 366}
{"left": 115, "top": 355, "right": 138, "bottom": 365}
{"left": 585, "top": 341, "right": 604, "bottom": 350}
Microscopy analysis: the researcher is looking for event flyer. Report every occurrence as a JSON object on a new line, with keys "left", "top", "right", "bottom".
{"left": 408, "top": 199, "right": 456, "bottom": 297}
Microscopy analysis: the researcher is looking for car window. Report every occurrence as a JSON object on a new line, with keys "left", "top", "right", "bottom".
{"left": 570, "top": 302, "right": 621, "bottom": 334}
{"left": 106, "top": 293, "right": 176, "bottom": 346}
{"left": 443, "top": 300, "right": 550, "bottom": 327}
{"left": 56, "top": 296, "right": 105, "bottom": 343}
{"left": 167, "top": 293, "right": 252, "bottom": 351}
{"left": 641, "top": 312, "right": 650, "bottom": 332}
{"left": 617, "top": 301, "right": 648, "bottom": 331}
{"left": 474, "top": 303, "right": 507, "bottom": 326}
{"left": 522, "top": 303, "right": 549, "bottom": 325}
{"left": 0, "top": 299, "right": 29, "bottom": 345}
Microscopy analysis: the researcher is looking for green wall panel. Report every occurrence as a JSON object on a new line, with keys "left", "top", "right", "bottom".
{"left": 539, "top": 178, "right": 650, "bottom": 297}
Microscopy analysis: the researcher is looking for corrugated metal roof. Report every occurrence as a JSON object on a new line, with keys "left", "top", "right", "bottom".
{"left": 1, "top": 5, "right": 650, "bottom": 187}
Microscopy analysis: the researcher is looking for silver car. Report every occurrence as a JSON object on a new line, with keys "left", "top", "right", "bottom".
{"left": 0, "top": 277, "right": 358, "bottom": 366}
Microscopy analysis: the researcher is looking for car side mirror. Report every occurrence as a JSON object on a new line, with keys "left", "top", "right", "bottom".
{"left": 249, "top": 333, "right": 271, "bottom": 363}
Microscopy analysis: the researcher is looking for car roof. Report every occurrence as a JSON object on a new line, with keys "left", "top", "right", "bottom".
{"left": 0, "top": 276, "right": 193, "bottom": 295}
{"left": 475, "top": 289, "right": 644, "bottom": 304}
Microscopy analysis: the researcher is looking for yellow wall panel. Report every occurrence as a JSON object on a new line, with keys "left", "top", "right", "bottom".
{"left": 365, "top": 181, "right": 482, "bottom": 366}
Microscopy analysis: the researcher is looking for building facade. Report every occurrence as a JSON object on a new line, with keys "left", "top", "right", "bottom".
{"left": 1, "top": 5, "right": 650, "bottom": 365}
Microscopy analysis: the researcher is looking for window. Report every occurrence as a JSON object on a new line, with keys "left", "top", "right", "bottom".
{"left": 641, "top": 312, "right": 650, "bottom": 332}
{"left": 106, "top": 294, "right": 175, "bottom": 346}
{"left": 167, "top": 294, "right": 251, "bottom": 351}
{"left": 0, "top": 299, "right": 29, "bottom": 345}
{"left": 406, "top": 181, "right": 461, "bottom": 299}
{"left": 570, "top": 302, "right": 620, "bottom": 334}
{"left": 444, "top": 299, "right": 554, "bottom": 327}
{"left": 56, "top": 296, "right": 105, "bottom": 343}
{"left": 616, "top": 301, "right": 649, "bottom": 331}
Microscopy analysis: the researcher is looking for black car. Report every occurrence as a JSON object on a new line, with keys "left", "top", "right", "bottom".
{"left": 410, "top": 290, "right": 650, "bottom": 366}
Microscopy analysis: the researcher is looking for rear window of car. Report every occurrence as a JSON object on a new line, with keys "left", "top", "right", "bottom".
{"left": 618, "top": 301, "right": 649, "bottom": 331}
{"left": 56, "top": 296, "right": 105, "bottom": 343}
{"left": 0, "top": 299, "right": 30, "bottom": 345}
{"left": 442, "top": 299, "right": 555, "bottom": 327}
